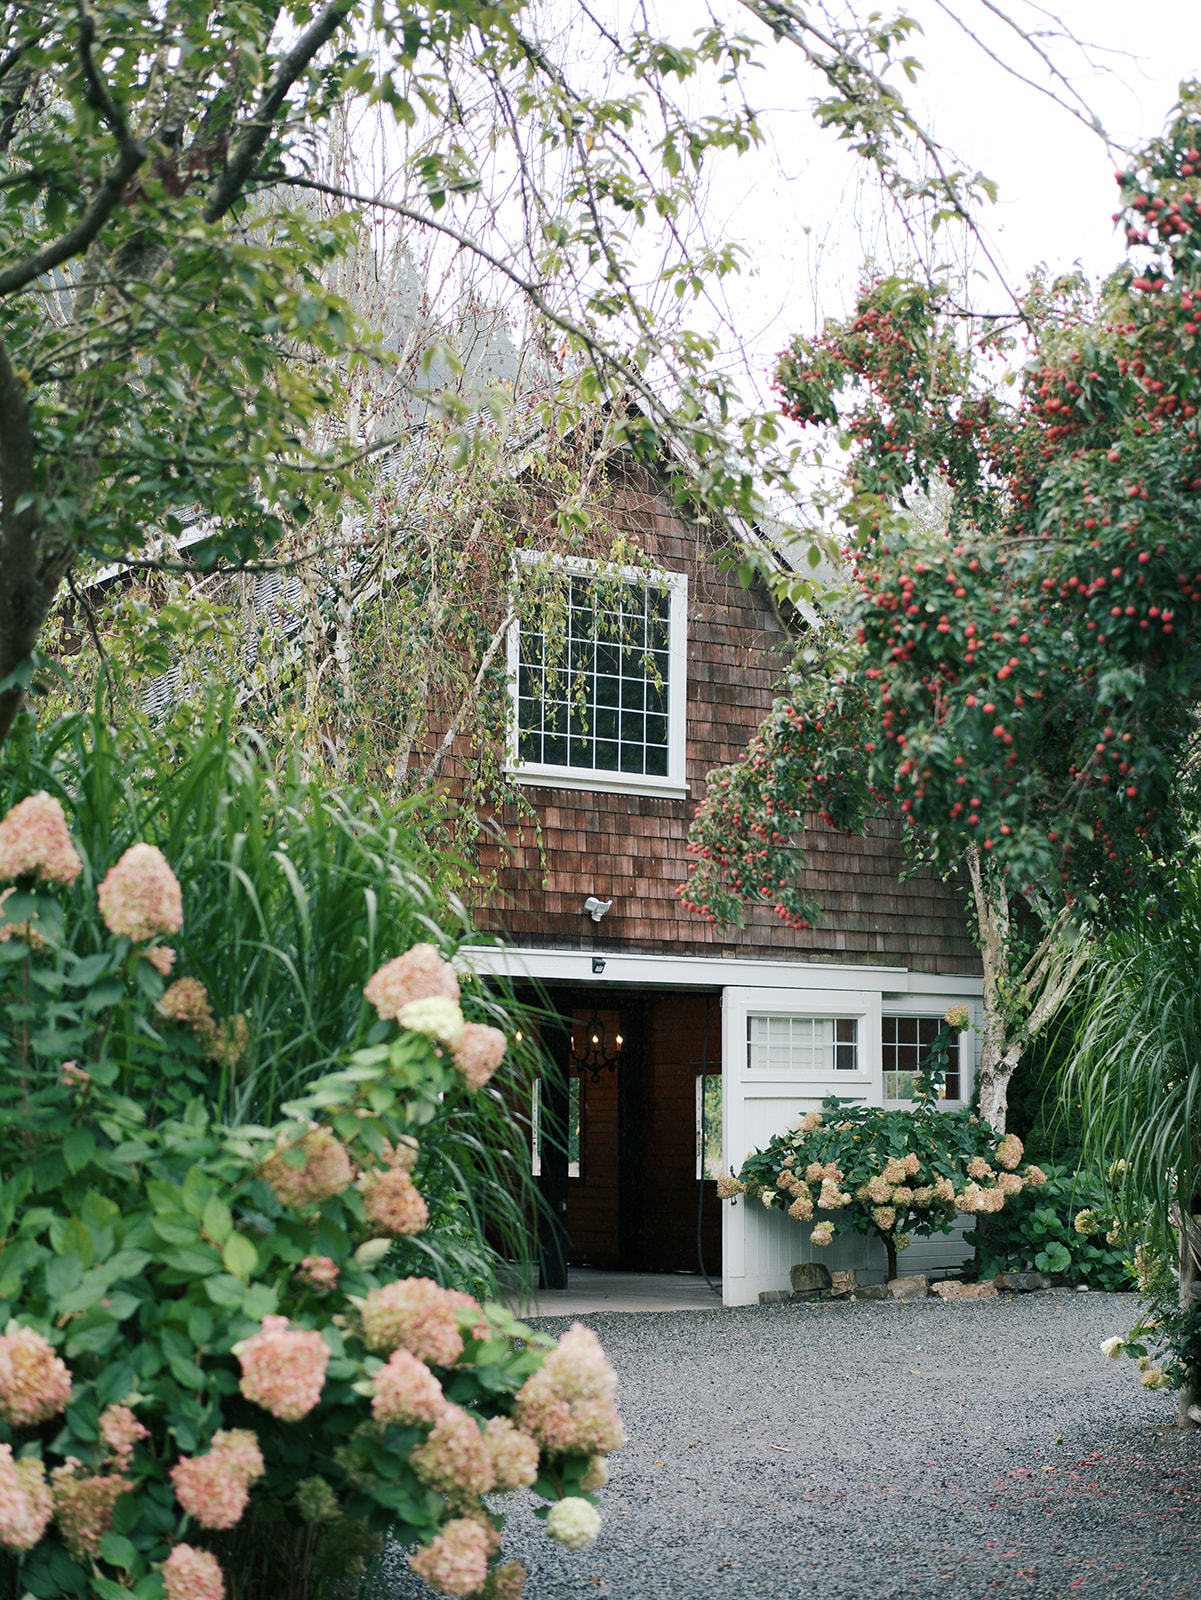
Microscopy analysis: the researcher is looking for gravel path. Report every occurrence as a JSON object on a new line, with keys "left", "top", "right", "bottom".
{"left": 383, "top": 1291, "right": 1201, "bottom": 1600}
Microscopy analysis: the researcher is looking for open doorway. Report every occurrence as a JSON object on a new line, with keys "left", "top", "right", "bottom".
{"left": 531, "top": 988, "right": 723, "bottom": 1279}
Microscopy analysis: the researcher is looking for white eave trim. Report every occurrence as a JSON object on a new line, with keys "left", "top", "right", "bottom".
{"left": 460, "top": 943, "right": 983, "bottom": 996}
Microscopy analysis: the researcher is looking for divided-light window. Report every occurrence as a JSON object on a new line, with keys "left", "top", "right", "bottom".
{"left": 882, "top": 1015, "right": 961, "bottom": 1101}
{"left": 508, "top": 556, "right": 687, "bottom": 796}
{"left": 746, "top": 1015, "right": 859, "bottom": 1074}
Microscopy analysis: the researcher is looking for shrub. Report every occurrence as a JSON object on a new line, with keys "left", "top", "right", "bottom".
{"left": 730, "top": 1023, "right": 1045, "bottom": 1283}
{"left": 968, "top": 1162, "right": 1132, "bottom": 1289}
{"left": 0, "top": 798, "right": 620, "bottom": 1600}
{"left": 1, "top": 702, "right": 540, "bottom": 1300}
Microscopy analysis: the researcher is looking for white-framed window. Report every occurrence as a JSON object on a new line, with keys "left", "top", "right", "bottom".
{"left": 881, "top": 1015, "right": 962, "bottom": 1102}
{"left": 506, "top": 552, "right": 689, "bottom": 798}
{"left": 746, "top": 1014, "right": 860, "bottom": 1074}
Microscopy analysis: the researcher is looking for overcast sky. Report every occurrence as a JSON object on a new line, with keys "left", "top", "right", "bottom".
{"left": 632, "top": 1, "right": 1201, "bottom": 396}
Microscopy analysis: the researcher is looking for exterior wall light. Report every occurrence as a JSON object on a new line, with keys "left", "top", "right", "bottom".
{"left": 584, "top": 896, "right": 613, "bottom": 922}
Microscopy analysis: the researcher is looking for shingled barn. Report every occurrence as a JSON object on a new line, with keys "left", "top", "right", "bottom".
{"left": 466, "top": 453, "right": 984, "bottom": 1304}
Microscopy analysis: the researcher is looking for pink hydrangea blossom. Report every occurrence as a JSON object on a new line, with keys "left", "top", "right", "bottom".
{"left": 0, "top": 1445, "right": 52, "bottom": 1553}
{"left": 714, "top": 1174, "right": 744, "bottom": 1199}
{"left": 787, "top": 1192, "right": 814, "bottom": 1221}
{"left": 0, "top": 792, "right": 82, "bottom": 884}
{"left": 171, "top": 1454, "right": 250, "bottom": 1530}
{"left": 0, "top": 1325, "right": 72, "bottom": 1426}
{"left": 407, "top": 1518, "right": 490, "bottom": 1598}
{"left": 233, "top": 1317, "right": 329, "bottom": 1422}
{"left": 995, "top": 1133, "right": 1025, "bottom": 1170}
{"left": 798, "top": 1110, "right": 823, "bottom": 1132}
{"left": 484, "top": 1417, "right": 540, "bottom": 1491}
{"left": 967, "top": 1156, "right": 994, "bottom": 1180}
{"left": 263, "top": 1128, "right": 354, "bottom": 1208}
{"left": 452, "top": 1023, "right": 507, "bottom": 1090}
{"left": 163, "top": 1543, "right": 225, "bottom": 1600}
{"left": 98, "top": 843, "right": 183, "bottom": 942}
{"left": 411, "top": 1405, "right": 495, "bottom": 1498}
{"left": 364, "top": 943, "right": 459, "bottom": 1021}
{"left": 296, "top": 1256, "right": 340, "bottom": 1292}
{"left": 810, "top": 1220, "right": 835, "bottom": 1246}
{"left": 99, "top": 1405, "right": 149, "bottom": 1470}
{"left": 371, "top": 1348, "right": 446, "bottom": 1426}
{"left": 208, "top": 1429, "right": 265, "bottom": 1484}
{"left": 159, "top": 977, "right": 218, "bottom": 1052}
{"left": 144, "top": 945, "right": 177, "bottom": 976}
{"left": 817, "top": 1178, "right": 851, "bottom": 1210}
{"left": 360, "top": 1168, "right": 429, "bottom": 1237}
{"left": 998, "top": 1171, "right": 1025, "bottom": 1196}
{"left": 50, "top": 1463, "right": 126, "bottom": 1558}
{"left": 514, "top": 1325, "right": 624, "bottom": 1456}
{"left": 871, "top": 1206, "right": 897, "bottom": 1231}
{"left": 359, "top": 1278, "right": 464, "bottom": 1365}
{"left": 170, "top": 1430, "right": 264, "bottom": 1530}
{"left": 1024, "top": 1164, "right": 1048, "bottom": 1187}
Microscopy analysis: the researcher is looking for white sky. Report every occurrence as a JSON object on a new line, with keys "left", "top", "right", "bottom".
{"left": 633, "top": 0, "right": 1201, "bottom": 397}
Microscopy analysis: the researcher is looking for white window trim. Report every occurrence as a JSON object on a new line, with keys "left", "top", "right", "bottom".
{"left": 880, "top": 1001, "right": 972, "bottom": 1109}
{"left": 505, "top": 550, "right": 689, "bottom": 799}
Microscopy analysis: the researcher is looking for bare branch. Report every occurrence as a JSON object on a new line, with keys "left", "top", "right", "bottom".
{"left": 417, "top": 609, "right": 516, "bottom": 789}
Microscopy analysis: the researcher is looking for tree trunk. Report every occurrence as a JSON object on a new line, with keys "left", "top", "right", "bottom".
{"left": 1174, "top": 1201, "right": 1199, "bottom": 1430}
{"left": 976, "top": 1037, "right": 1023, "bottom": 1137}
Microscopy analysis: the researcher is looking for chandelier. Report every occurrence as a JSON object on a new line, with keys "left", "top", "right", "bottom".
{"left": 571, "top": 1010, "right": 623, "bottom": 1083}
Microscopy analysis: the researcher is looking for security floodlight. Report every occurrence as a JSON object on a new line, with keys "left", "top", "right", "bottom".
{"left": 584, "top": 896, "right": 613, "bottom": 922}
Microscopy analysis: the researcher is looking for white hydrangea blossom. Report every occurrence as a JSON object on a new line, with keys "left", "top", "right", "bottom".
{"left": 397, "top": 995, "right": 466, "bottom": 1045}
{"left": 546, "top": 1497, "right": 602, "bottom": 1551}
{"left": 1100, "top": 1337, "right": 1125, "bottom": 1359}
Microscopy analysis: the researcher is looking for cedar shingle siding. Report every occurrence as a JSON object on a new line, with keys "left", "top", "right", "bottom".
{"left": 476, "top": 462, "right": 979, "bottom": 975}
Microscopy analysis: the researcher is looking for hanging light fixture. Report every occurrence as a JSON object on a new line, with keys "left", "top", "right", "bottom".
{"left": 571, "top": 1009, "right": 624, "bottom": 1083}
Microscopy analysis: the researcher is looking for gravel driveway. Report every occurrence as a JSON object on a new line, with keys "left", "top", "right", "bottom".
{"left": 384, "top": 1291, "right": 1201, "bottom": 1600}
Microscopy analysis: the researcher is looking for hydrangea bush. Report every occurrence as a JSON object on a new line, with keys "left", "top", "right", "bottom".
{"left": 724, "top": 1018, "right": 1047, "bottom": 1281}
{"left": 968, "top": 1161, "right": 1131, "bottom": 1288}
{"left": 0, "top": 799, "right": 621, "bottom": 1600}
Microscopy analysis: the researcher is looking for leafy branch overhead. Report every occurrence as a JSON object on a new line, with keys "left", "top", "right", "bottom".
{"left": 0, "top": 0, "right": 1121, "bottom": 756}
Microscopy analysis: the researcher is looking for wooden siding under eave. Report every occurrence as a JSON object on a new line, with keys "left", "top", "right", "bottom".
{"left": 479, "top": 802, "right": 979, "bottom": 973}
{"left": 458, "top": 457, "right": 979, "bottom": 975}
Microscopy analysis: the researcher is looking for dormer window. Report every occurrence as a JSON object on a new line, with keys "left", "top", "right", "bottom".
{"left": 507, "top": 554, "right": 688, "bottom": 798}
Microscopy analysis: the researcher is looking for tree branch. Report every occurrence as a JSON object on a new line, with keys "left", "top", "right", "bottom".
{"left": 0, "top": 2, "right": 146, "bottom": 298}
{"left": 417, "top": 609, "right": 516, "bottom": 789}
{"left": 203, "top": 0, "right": 355, "bottom": 225}
{"left": 0, "top": 336, "right": 44, "bottom": 741}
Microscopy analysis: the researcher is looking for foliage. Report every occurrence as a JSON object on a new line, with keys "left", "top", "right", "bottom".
{"left": 1066, "top": 864, "right": 1201, "bottom": 1258}
{"left": 728, "top": 1036, "right": 1043, "bottom": 1280}
{"left": 1, "top": 698, "right": 542, "bottom": 1296}
{"left": 54, "top": 433, "right": 681, "bottom": 883}
{"left": 2, "top": 0, "right": 1137, "bottom": 759}
{"left": 969, "top": 1162, "right": 1130, "bottom": 1288}
{"left": 686, "top": 85, "right": 1201, "bottom": 932}
{"left": 0, "top": 791, "right": 618, "bottom": 1600}
{"left": 1100, "top": 1246, "right": 1201, "bottom": 1398}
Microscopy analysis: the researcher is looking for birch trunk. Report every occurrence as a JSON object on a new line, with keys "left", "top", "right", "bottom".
{"left": 964, "top": 843, "right": 1087, "bottom": 1136}
{"left": 1171, "top": 1200, "right": 1200, "bottom": 1429}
